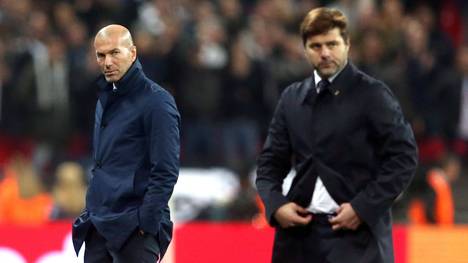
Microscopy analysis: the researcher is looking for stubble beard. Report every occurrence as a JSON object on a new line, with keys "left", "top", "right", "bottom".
{"left": 317, "top": 60, "right": 346, "bottom": 78}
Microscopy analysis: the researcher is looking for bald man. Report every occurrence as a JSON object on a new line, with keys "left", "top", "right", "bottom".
{"left": 51, "top": 162, "right": 87, "bottom": 219}
{"left": 72, "top": 25, "right": 180, "bottom": 263}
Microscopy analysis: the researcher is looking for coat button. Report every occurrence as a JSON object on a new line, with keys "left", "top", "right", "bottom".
{"left": 96, "top": 161, "right": 102, "bottom": 168}
{"left": 101, "top": 122, "right": 107, "bottom": 128}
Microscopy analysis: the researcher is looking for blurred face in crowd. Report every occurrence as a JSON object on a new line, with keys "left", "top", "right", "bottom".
{"left": 457, "top": 45, "right": 468, "bottom": 74}
{"left": 94, "top": 24, "right": 136, "bottom": 82}
{"left": 53, "top": 162, "right": 87, "bottom": 216}
{"left": 445, "top": 158, "right": 461, "bottom": 183}
{"left": 304, "top": 28, "right": 349, "bottom": 78}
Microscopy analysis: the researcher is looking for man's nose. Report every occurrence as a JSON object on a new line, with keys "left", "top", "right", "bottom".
{"left": 104, "top": 55, "right": 113, "bottom": 68}
{"left": 320, "top": 47, "right": 331, "bottom": 58}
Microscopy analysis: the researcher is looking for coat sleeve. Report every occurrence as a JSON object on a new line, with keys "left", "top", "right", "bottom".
{"left": 350, "top": 82, "right": 418, "bottom": 227}
{"left": 139, "top": 90, "right": 180, "bottom": 235}
{"left": 256, "top": 90, "right": 293, "bottom": 226}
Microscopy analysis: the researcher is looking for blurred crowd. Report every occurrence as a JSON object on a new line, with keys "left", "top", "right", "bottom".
{"left": 0, "top": 0, "right": 467, "bottom": 225}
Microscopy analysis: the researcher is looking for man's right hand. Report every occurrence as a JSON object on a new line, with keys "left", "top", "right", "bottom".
{"left": 274, "top": 202, "right": 313, "bottom": 228}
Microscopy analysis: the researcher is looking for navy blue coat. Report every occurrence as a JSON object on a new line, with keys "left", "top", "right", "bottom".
{"left": 72, "top": 60, "right": 180, "bottom": 257}
{"left": 256, "top": 62, "right": 418, "bottom": 263}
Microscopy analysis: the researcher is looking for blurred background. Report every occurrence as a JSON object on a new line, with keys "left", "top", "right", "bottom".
{"left": 0, "top": 0, "right": 467, "bottom": 262}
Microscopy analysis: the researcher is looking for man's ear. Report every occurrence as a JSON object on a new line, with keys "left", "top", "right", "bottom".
{"left": 131, "top": 45, "right": 137, "bottom": 62}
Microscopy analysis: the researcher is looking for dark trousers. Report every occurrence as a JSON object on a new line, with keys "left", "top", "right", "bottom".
{"left": 84, "top": 226, "right": 160, "bottom": 263}
{"left": 272, "top": 214, "right": 339, "bottom": 263}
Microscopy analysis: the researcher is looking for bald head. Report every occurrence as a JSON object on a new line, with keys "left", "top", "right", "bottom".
{"left": 94, "top": 24, "right": 137, "bottom": 82}
{"left": 55, "top": 162, "right": 86, "bottom": 187}
{"left": 53, "top": 162, "right": 87, "bottom": 217}
{"left": 95, "top": 24, "right": 134, "bottom": 48}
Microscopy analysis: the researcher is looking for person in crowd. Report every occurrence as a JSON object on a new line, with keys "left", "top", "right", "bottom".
{"left": 50, "top": 161, "right": 87, "bottom": 220}
{"left": 408, "top": 153, "right": 460, "bottom": 225}
{"left": 0, "top": 153, "right": 52, "bottom": 225}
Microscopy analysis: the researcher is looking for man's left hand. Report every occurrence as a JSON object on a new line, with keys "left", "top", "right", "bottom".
{"left": 329, "top": 203, "right": 362, "bottom": 231}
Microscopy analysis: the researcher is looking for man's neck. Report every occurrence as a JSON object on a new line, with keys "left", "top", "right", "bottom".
{"left": 314, "top": 61, "right": 347, "bottom": 84}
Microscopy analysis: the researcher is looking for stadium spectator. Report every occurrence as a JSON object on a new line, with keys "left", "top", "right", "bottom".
{"left": 0, "top": 154, "right": 52, "bottom": 225}
{"left": 408, "top": 153, "right": 460, "bottom": 225}
{"left": 49, "top": 161, "right": 87, "bottom": 220}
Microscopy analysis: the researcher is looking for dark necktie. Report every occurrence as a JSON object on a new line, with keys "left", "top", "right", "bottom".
{"left": 317, "top": 79, "right": 330, "bottom": 94}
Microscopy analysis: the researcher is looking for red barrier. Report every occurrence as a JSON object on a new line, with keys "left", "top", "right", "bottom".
{"left": 0, "top": 222, "right": 72, "bottom": 262}
{"left": 0, "top": 222, "right": 408, "bottom": 263}
{"left": 174, "top": 223, "right": 407, "bottom": 263}
{"left": 174, "top": 222, "right": 274, "bottom": 262}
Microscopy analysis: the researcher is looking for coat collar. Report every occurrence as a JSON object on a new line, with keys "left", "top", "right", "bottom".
{"left": 96, "top": 59, "right": 144, "bottom": 96}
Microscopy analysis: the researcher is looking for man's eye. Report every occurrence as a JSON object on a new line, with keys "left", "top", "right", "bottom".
{"left": 309, "top": 44, "right": 320, "bottom": 50}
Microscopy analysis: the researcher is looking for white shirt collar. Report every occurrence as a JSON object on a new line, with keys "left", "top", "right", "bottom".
{"left": 314, "top": 62, "right": 348, "bottom": 87}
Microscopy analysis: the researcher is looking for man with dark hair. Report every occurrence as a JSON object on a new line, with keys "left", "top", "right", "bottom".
{"left": 72, "top": 24, "right": 180, "bottom": 263}
{"left": 256, "top": 7, "right": 418, "bottom": 263}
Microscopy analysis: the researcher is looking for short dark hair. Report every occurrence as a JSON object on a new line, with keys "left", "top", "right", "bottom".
{"left": 300, "top": 7, "right": 349, "bottom": 46}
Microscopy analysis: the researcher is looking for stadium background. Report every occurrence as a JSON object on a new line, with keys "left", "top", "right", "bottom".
{"left": 0, "top": 0, "right": 467, "bottom": 262}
